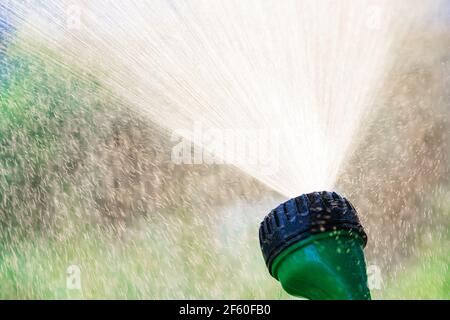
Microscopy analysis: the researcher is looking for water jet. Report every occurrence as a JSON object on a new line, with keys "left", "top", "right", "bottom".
{"left": 259, "top": 191, "right": 370, "bottom": 300}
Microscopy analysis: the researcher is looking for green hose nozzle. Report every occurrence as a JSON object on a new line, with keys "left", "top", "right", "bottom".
{"left": 259, "top": 191, "right": 370, "bottom": 300}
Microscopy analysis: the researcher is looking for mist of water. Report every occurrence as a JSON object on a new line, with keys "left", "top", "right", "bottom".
{"left": 4, "top": 0, "right": 439, "bottom": 197}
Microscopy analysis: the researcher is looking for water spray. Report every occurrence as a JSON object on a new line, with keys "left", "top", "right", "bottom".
{"left": 259, "top": 191, "right": 370, "bottom": 300}
{"left": 6, "top": 1, "right": 434, "bottom": 198}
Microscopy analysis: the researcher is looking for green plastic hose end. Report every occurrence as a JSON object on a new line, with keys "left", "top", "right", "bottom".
{"left": 259, "top": 191, "right": 371, "bottom": 300}
{"left": 271, "top": 231, "right": 370, "bottom": 300}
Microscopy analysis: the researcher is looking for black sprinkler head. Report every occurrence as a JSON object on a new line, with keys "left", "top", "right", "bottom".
{"left": 259, "top": 191, "right": 370, "bottom": 300}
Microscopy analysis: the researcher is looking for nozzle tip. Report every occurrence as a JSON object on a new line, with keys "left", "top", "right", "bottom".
{"left": 259, "top": 191, "right": 367, "bottom": 275}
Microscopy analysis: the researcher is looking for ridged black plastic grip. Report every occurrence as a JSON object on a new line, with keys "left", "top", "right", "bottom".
{"left": 259, "top": 191, "right": 367, "bottom": 274}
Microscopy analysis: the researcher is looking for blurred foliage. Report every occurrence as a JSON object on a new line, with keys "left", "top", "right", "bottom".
{"left": 0, "top": 43, "right": 110, "bottom": 241}
{"left": 338, "top": 25, "right": 450, "bottom": 283}
{"left": 0, "top": 211, "right": 289, "bottom": 299}
{"left": 0, "top": 28, "right": 448, "bottom": 298}
{"left": 0, "top": 41, "right": 270, "bottom": 241}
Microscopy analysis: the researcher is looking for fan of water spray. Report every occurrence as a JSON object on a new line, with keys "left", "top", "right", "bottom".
{"left": 4, "top": 0, "right": 438, "bottom": 197}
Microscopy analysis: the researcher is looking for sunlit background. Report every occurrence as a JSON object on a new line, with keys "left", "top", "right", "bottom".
{"left": 0, "top": 0, "right": 449, "bottom": 299}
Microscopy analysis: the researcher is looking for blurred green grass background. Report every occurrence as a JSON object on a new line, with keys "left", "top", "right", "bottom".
{"left": 0, "top": 36, "right": 449, "bottom": 299}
